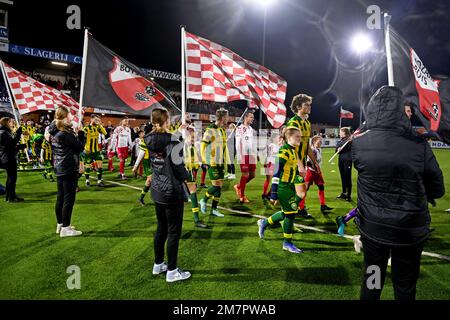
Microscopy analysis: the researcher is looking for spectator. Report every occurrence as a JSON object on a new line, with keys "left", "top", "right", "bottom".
{"left": 0, "top": 117, "right": 24, "bottom": 202}
{"left": 353, "top": 86, "right": 445, "bottom": 300}
{"left": 48, "top": 106, "right": 84, "bottom": 237}
{"left": 145, "top": 108, "right": 191, "bottom": 283}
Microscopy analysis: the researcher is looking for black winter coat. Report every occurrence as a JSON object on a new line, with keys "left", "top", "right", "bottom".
{"left": 145, "top": 131, "right": 189, "bottom": 204}
{"left": 48, "top": 122, "right": 84, "bottom": 176}
{"left": 0, "top": 125, "right": 22, "bottom": 167}
{"left": 353, "top": 86, "right": 445, "bottom": 246}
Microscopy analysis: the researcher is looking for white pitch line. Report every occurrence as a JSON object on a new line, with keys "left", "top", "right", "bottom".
{"left": 105, "top": 180, "right": 450, "bottom": 262}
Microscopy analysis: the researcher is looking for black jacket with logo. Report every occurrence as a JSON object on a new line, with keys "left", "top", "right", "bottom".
{"left": 0, "top": 125, "right": 22, "bottom": 167}
{"left": 145, "top": 132, "right": 189, "bottom": 205}
{"left": 48, "top": 122, "right": 84, "bottom": 176}
{"left": 353, "top": 86, "right": 445, "bottom": 246}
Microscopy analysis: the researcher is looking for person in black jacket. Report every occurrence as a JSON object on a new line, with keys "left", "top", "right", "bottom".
{"left": 145, "top": 108, "right": 191, "bottom": 283}
{"left": 48, "top": 107, "right": 84, "bottom": 237}
{"left": 0, "top": 117, "right": 24, "bottom": 202}
{"left": 336, "top": 127, "right": 353, "bottom": 202}
{"left": 353, "top": 86, "right": 445, "bottom": 300}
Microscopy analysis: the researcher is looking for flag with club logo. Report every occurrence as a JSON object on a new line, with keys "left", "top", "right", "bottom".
{"left": 1, "top": 61, "right": 81, "bottom": 124}
{"left": 184, "top": 31, "right": 287, "bottom": 128}
{"left": 389, "top": 28, "right": 449, "bottom": 143}
{"left": 81, "top": 34, "right": 178, "bottom": 116}
{"left": 340, "top": 108, "right": 354, "bottom": 119}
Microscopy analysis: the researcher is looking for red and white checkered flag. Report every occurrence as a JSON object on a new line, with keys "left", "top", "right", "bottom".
{"left": 2, "top": 62, "right": 80, "bottom": 124}
{"left": 185, "top": 31, "right": 287, "bottom": 128}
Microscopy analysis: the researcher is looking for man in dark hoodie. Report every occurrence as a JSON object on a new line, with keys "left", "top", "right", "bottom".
{"left": 353, "top": 86, "right": 445, "bottom": 300}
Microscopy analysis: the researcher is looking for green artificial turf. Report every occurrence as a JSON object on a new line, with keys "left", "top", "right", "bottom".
{"left": 0, "top": 148, "right": 449, "bottom": 299}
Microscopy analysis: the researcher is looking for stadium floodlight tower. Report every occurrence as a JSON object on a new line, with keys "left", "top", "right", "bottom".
{"left": 351, "top": 32, "right": 372, "bottom": 126}
{"left": 244, "top": 0, "right": 276, "bottom": 131}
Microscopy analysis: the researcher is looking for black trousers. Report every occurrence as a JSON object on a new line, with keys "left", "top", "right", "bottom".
{"left": 338, "top": 157, "right": 352, "bottom": 196}
{"left": 360, "top": 236, "right": 424, "bottom": 300}
{"left": 154, "top": 200, "right": 184, "bottom": 271}
{"left": 5, "top": 161, "right": 18, "bottom": 201}
{"left": 55, "top": 173, "right": 78, "bottom": 227}
{"left": 227, "top": 164, "right": 235, "bottom": 174}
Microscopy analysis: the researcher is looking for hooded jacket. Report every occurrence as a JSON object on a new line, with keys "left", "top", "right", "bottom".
{"left": 48, "top": 122, "right": 83, "bottom": 176}
{"left": 0, "top": 124, "right": 22, "bottom": 167}
{"left": 353, "top": 86, "right": 445, "bottom": 246}
{"left": 145, "top": 131, "right": 189, "bottom": 204}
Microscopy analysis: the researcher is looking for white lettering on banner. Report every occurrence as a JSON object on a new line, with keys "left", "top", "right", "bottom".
{"left": 429, "top": 141, "right": 450, "bottom": 149}
{"left": 411, "top": 49, "right": 438, "bottom": 92}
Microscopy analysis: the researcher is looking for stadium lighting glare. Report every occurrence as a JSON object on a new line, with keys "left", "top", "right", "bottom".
{"left": 245, "top": 0, "right": 274, "bottom": 8}
{"left": 51, "top": 61, "right": 68, "bottom": 67}
{"left": 351, "top": 33, "right": 372, "bottom": 54}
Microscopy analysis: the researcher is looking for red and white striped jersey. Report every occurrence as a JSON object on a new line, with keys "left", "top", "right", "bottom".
{"left": 111, "top": 126, "right": 132, "bottom": 150}
{"left": 236, "top": 124, "right": 257, "bottom": 157}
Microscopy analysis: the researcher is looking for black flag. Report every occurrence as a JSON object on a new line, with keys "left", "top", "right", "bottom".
{"left": 389, "top": 28, "right": 449, "bottom": 144}
{"left": 81, "top": 34, "right": 179, "bottom": 116}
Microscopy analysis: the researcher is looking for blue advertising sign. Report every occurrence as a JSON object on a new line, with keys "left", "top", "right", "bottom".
{"left": 7, "top": 44, "right": 82, "bottom": 64}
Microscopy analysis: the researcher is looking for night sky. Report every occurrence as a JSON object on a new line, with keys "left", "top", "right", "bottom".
{"left": 5, "top": 0, "right": 450, "bottom": 126}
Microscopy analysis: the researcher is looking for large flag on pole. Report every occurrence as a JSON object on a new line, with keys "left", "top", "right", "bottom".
{"left": 184, "top": 31, "right": 287, "bottom": 128}
{"left": 80, "top": 33, "right": 179, "bottom": 116}
{"left": 387, "top": 24, "right": 449, "bottom": 143}
{"left": 1, "top": 61, "right": 80, "bottom": 124}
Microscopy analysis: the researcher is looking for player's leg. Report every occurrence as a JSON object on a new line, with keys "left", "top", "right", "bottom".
{"left": 199, "top": 165, "right": 217, "bottom": 214}
{"left": 336, "top": 207, "right": 357, "bottom": 236}
{"left": 200, "top": 164, "right": 207, "bottom": 188}
{"left": 187, "top": 172, "right": 207, "bottom": 228}
{"left": 210, "top": 166, "right": 225, "bottom": 217}
{"left": 84, "top": 152, "right": 92, "bottom": 187}
{"left": 138, "top": 160, "right": 152, "bottom": 206}
{"left": 295, "top": 177, "right": 311, "bottom": 219}
{"left": 316, "top": 172, "right": 332, "bottom": 213}
{"left": 95, "top": 153, "right": 104, "bottom": 186}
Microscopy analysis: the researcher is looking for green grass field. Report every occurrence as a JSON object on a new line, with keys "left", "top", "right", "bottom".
{"left": 0, "top": 148, "right": 449, "bottom": 300}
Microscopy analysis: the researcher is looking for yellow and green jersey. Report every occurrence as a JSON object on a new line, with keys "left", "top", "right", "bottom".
{"left": 275, "top": 143, "right": 299, "bottom": 184}
{"left": 184, "top": 143, "right": 200, "bottom": 170}
{"left": 169, "top": 122, "right": 181, "bottom": 134}
{"left": 41, "top": 139, "right": 52, "bottom": 161}
{"left": 286, "top": 115, "right": 311, "bottom": 165}
{"left": 139, "top": 140, "right": 150, "bottom": 160}
{"left": 83, "top": 124, "right": 107, "bottom": 153}
{"left": 201, "top": 124, "right": 229, "bottom": 166}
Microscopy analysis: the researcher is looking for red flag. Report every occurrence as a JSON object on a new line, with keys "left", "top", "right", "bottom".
{"left": 340, "top": 108, "right": 354, "bottom": 119}
{"left": 185, "top": 31, "right": 287, "bottom": 128}
{"left": 2, "top": 62, "right": 80, "bottom": 125}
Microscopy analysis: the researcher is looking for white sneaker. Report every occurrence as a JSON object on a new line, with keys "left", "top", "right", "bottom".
{"left": 211, "top": 209, "right": 224, "bottom": 217}
{"left": 228, "top": 174, "right": 236, "bottom": 180}
{"left": 152, "top": 262, "right": 168, "bottom": 275}
{"left": 56, "top": 223, "right": 63, "bottom": 234}
{"left": 60, "top": 227, "right": 82, "bottom": 238}
{"left": 387, "top": 257, "right": 392, "bottom": 267}
{"left": 166, "top": 268, "right": 191, "bottom": 283}
{"left": 353, "top": 235, "right": 362, "bottom": 254}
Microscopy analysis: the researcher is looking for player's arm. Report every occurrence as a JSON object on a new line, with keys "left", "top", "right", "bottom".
{"left": 132, "top": 149, "right": 145, "bottom": 174}
{"left": 235, "top": 127, "right": 242, "bottom": 162}
{"left": 40, "top": 147, "right": 44, "bottom": 163}
{"left": 307, "top": 144, "right": 320, "bottom": 173}
{"left": 271, "top": 151, "right": 288, "bottom": 202}
{"left": 200, "top": 129, "right": 211, "bottom": 165}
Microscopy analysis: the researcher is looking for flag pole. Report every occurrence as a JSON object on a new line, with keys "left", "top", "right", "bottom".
{"left": 384, "top": 13, "right": 394, "bottom": 86}
{"left": 181, "top": 25, "right": 187, "bottom": 125}
{"left": 339, "top": 106, "right": 342, "bottom": 129}
{"left": 78, "top": 27, "right": 89, "bottom": 125}
{"left": 0, "top": 60, "right": 19, "bottom": 124}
